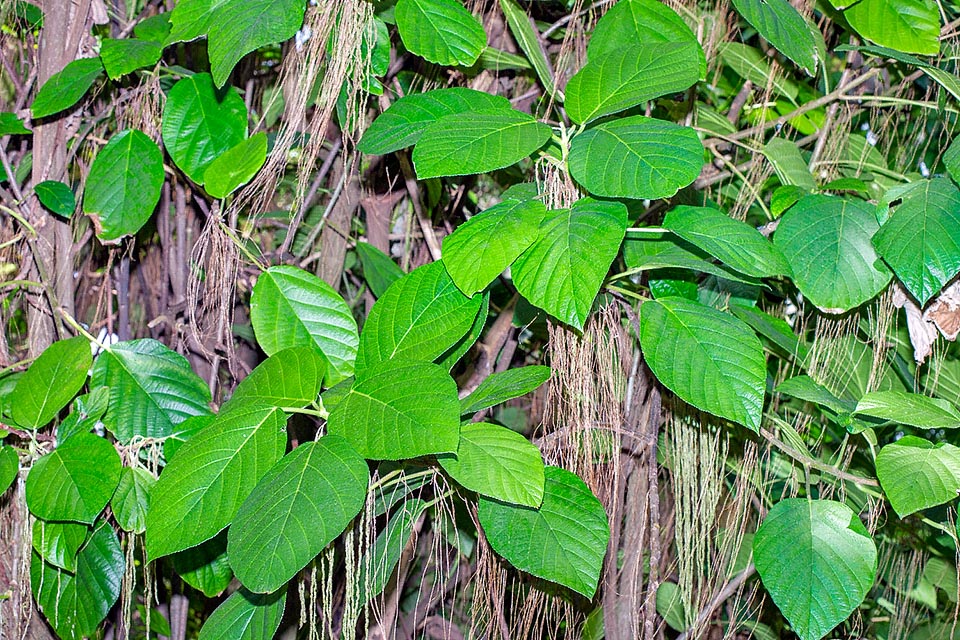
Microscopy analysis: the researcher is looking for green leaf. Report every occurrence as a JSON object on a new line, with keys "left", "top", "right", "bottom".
{"left": 775, "top": 194, "right": 892, "bottom": 313}
{"left": 412, "top": 109, "right": 551, "bottom": 179}
{"left": 83, "top": 129, "right": 164, "bottom": 241}
{"left": 945, "top": 135, "right": 960, "bottom": 184}
{"left": 719, "top": 42, "right": 798, "bottom": 101}
{"left": 876, "top": 436, "right": 960, "bottom": 517}
{"left": 356, "top": 498, "right": 428, "bottom": 599}
{"left": 134, "top": 12, "right": 172, "bottom": 42}
{"left": 25, "top": 433, "right": 121, "bottom": 523}
{"left": 163, "top": 414, "right": 215, "bottom": 462}
{"left": 753, "top": 499, "right": 878, "bottom": 640}
{"left": 564, "top": 41, "right": 700, "bottom": 124}
{"left": 171, "top": 533, "right": 233, "bottom": 597}
{"left": 358, "top": 88, "right": 510, "bottom": 155}
{"left": 33, "top": 520, "right": 87, "bottom": 572}
{"left": 460, "top": 365, "right": 552, "bottom": 414}
{"left": 436, "top": 292, "right": 489, "bottom": 371}
{"left": 31, "top": 57, "right": 103, "bottom": 119}
{"left": 146, "top": 402, "right": 287, "bottom": 560}
{"left": 0, "top": 112, "right": 30, "bottom": 135}
{"left": 111, "top": 466, "right": 155, "bottom": 533}
{"left": 855, "top": 390, "right": 960, "bottom": 428}
{"left": 731, "top": 304, "right": 808, "bottom": 360}
{"left": 162, "top": 73, "right": 248, "bottom": 184}
{"left": 34, "top": 179, "right": 75, "bottom": 217}
{"left": 568, "top": 116, "right": 703, "bottom": 199}
{"left": 441, "top": 199, "right": 546, "bottom": 295}
{"left": 31, "top": 523, "right": 123, "bottom": 640}
{"left": 512, "top": 198, "right": 627, "bottom": 330}
{"left": 479, "top": 466, "right": 609, "bottom": 598}
{"left": 842, "top": 0, "right": 939, "bottom": 56}
{"left": 776, "top": 375, "right": 855, "bottom": 414}
{"left": 0, "top": 445, "right": 18, "bottom": 495}
{"left": 656, "top": 582, "right": 689, "bottom": 631}
{"left": 197, "top": 588, "right": 286, "bottom": 640}
{"left": 58, "top": 386, "right": 111, "bottom": 443}
{"left": 250, "top": 265, "right": 359, "bottom": 385}
{"left": 226, "top": 347, "right": 327, "bottom": 411}
{"left": 91, "top": 339, "right": 212, "bottom": 444}
{"left": 873, "top": 178, "right": 960, "bottom": 306}
{"left": 356, "top": 261, "right": 482, "bottom": 374}
{"left": 622, "top": 232, "right": 763, "bottom": 286}
{"left": 663, "top": 206, "right": 791, "bottom": 278}
{"left": 328, "top": 360, "right": 460, "bottom": 459}
{"left": 228, "top": 436, "right": 368, "bottom": 592}
{"left": 763, "top": 138, "right": 816, "bottom": 191}
{"left": 10, "top": 336, "right": 90, "bottom": 429}
{"left": 498, "top": 0, "right": 555, "bottom": 93}
{"left": 640, "top": 297, "right": 766, "bottom": 432}
{"left": 439, "top": 422, "right": 545, "bottom": 507}
{"left": 729, "top": 0, "right": 823, "bottom": 74}
{"left": 99, "top": 38, "right": 163, "bottom": 79}
{"left": 356, "top": 242, "right": 404, "bottom": 298}
{"left": 203, "top": 132, "right": 268, "bottom": 198}
{"left": 395, "top": 0, "right": 486, "bottom": 67}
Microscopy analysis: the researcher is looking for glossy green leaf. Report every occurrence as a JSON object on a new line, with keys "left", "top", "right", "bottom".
{"left": 91, "top": 339, "right": 212, "bottom": 444}
{"left": 163, "top": 414, "right": 216, "bottom": 462}
{"left": 83, "top": 129, "right": 164, "bottom": 241}
{"left": 251, "top": 265, "right": 359, "bottom": 385}
{"left": 162, "top": 73, "right": 247, "bottom": 183}
{"left": 226, "top": 347, "right": 327, "bottom": 412}
{"left": 146, "top": 402, "right": 287, "bottom": 560}
{"left": 33, "top": 520, "right": 87, "bottom": 572}
{"left": 436, "top": 292, "right": 489, "bottom": 371}
{"left": 171, "top": 533, "right": 233, "bottom": 597}
{"left": 479, "top": 466, "right": 609, "bottom": 598}
{"left": 564, "top": 41, "right": 700, "bottom": 124}
{"left": 0, "top": 445, "right": 18, "bottom": 495}
{"left": 203, "top": 132, "right": 268, "bottom": 198}
{"left": 99, "top": 38, "right": 163, "bottom": 79}
{"left": 356, "top": 261, "right": 482, "bottom": 374}
{"left": 439, "top": 422, "right": 545, "bottom": 507}
{"left": 731, "top": 304, "right": 808, "bottom": 360}
{"left": 775, "top": 195, "right": 891, "bottom": 313}
{"left": 57, "top": 386, "right": 111, "bottom": 443}
{"left": 764, "top": 138, "right": 816, "bottom": 191}
{"left": 622, "top": 232, "right": 763, "bottom": 286}
{"left": 10, "top": 336, "right": 90, "bottom": 429}
{"left": 328, "top": 360, "right": 460, "bottom": 459}
{"left": 876, "top": 436, "right": 960, "bottom": 517}
{"left": 513, "top": 198, "right": 627, "bottom": 330}
{"left": 442, "top": 199, "right": 547, "bottom": 295}
{"left": 34, "top": 179, "right": 75, "bottom": 216}
{"left": 412, "top": 109, "right": 551, "bottom": 179}
{"left": 640, "top": 297, "right": 765, "bottom": 432}
{"left": 395, "top": 0, "right": 486, "bottom": 66}
{"left": 134, "top": 12, "right": 171, "bottom": 42}
{"left": 776, "top": 375, "right": 855, "bottom": 415}
{"left": 31, "top": 57, "right": 103, "bottom": 119}
{"left": 873, "top": 178, "right": 960, "bottom": 306}
{"left": 228, "top": 436, "right": 368, "bottom": 592}
{"left": 356, "top": 242, "right": 404, "bottom": 297}
{"left": 842, "top": 0, "right": 939, "bottom": 55}
{"left": 729, "top": 0, "right": 823, "bottom": 74}
{"left": 568, "top": 116, "right": 703, "bottom": 199}
{"left": 753, "top": 499, "right": 877, "bottom": 640}
{"left": 112, "top": 466, "right": 155, "bottom": 533}
{"left": 0, "top": 111, "right": 30, "bottom": 135}
{"left": 664, "top": 206, "right": 791, "bottom": 278}
{"left": 25, "top": 433, "right": 121, "bottom": 523}
{"left": 198, "top": 588, "right": 286, "bottom": 640}
{"left": 460, "top": 365, "right": 552, "bottom": 414}
{"left": 855, "top": 390, "right": 960, "bottom": 428}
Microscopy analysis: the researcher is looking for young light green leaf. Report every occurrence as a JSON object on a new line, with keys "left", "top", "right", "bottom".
{"left": 460, "top": 365, "right": 552, "bottom": 414}
{"left": 25, "top": 433, "right": 121, "bottom": 523}
{"left": 83, "top": 129, "right": 164, "bottom": 241}
{"left": 855, "top": 390, "right": 960, "bottom": 429}
{"left": 171, "top": 533, "right": 233, "bottom": 597}
{"left": 412, "top": 109, "right": 551, "bottom": 179}
{"left": 33, "top": 520, "right": 88, "bottom": 572}
{"left": 439, "top": 422, "right": 545, "bottom": 507}
{"left": 145, "top": 402, "right": 287, "bottom": 560}
{"left": 729, "top": 0, "right": 824, "bottom": 75}
{"left": 763, "top": 138, "right": 816, "bottom": 191}
{"left": 640, "top": 297, "right": 766, "bottom": 432}
{"left": 34, "top": 179, "right": 75, "bottom": 216}
{"left": 251, "top": 265, "right": 359, "bottom": 385}
{"left": 99, "top": 38, "right": 163, "bottom": 79}
{"left": 228, "top": 436, "right": 368, "bottom": 593}
{"left": 10, "top": 336, "right": 90, "bottom": 429}
{"left": 842, "top": 0, "right": 939, "bottom": 56}
{"left": 498, "top": 0, "right": 555, "bottom": 94}
{"left": 876, "top": 436, "right": 960, "bottom": 517}
{"left": 328, "top": 360, "right": 460, "bottom": 459}
{"left": 111, "top": 466, "right": 155, "bottom": 534}
{"left": 197, "top": 588, "right": 286, "bottom": 640}
{"left": 0, "top": 112, "right": 30, "bottom": 135}
{"left": 442, "top": 199, "right": 546, "bottom": 295}
{"left": 203, "top": 132, "right": 267, "bottom": 198}
{"left": 31, "top": 57, "right": 104, "bottom": 119}
{"left": 568, "top": 116, "right": 703, "bottom": 199}
{"left": 225, "top": 347, "right": 327, "bottom": 412}
{"left": 0, "top": 445, "right": 18, "bottom": 495}
{"left": 356, "top": 242, "right": 404, "bottom": 298}
{"left": 478, "top": 466, "right": 609, "bottom": 598}
{"left": 395, "top": 0, "right": 486, "bottom": 67}
{"left": 513, "top": 198, "right": 627, "bottom": 330}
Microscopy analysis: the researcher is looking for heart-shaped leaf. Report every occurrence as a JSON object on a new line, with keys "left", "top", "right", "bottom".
{"left": 111, "top": 466, "right": 155, "bottom": 533}
{"left": 203, "top": 132, "right": 267, "bottom": 198}
{"left": 226, "top": 347, "right": 327, "bottom": 411}
{"left": 100, "top": 38, "right": 163, "bottom": 79}
{"left": 31, "top": 57, "right": 104, "bottom": 119}
{"left": 876, "top": 436, "right": 960, "bottom": 517}
{"left": 10, "top": 336, "right": 90, "bottom": 429}
{"left": 841, "top": 0, "right": 939, "bottom": 55}
{"left": 197, "top": 588, "right": 286, "bottom": 640}
{"left": 395, "top": 0, "right": 486, "bottom": 67}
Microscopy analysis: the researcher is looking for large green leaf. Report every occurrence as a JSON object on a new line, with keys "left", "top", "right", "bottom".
{"left": 197, "top": 588, "right": 286, "bottom": 640}
{"left": 0, "top": 445, "right": 18, "bottom": 495}
{"left": 31, "top": 523, "right": 123, "bottom": 640}
{"left": 568, "top": 116, "right": 703, "bottom": 199}
{"left": 111, "top": 466, "right": 155, "bottom": 533}
{"left": 513, "top": 198, "right": 628, "bottom": 330}
{"left": 664, "top": 206, "right": 791, "bottom": 278}
{"left": 9, "top": 336, "right": 90, "bottom": 429}
{"left": 90, "top": 339, "right": 212, "bottom": 444}
{"left": 161, "top": 73, "right": 247, "bottom": 184}
{"left": 775, "top": 195, "right": 892, "bottom": 313}
{"left": 439, "top": 422, "right": 545, "bottom": 507}
{"left": 412, "top": 109, "right": 551, "bottom": 179}
{"left": 203, "top": 132, "right": 267, "bottom": 198}
{"left": 753, "top": 499, "right": 877, "bottom": 640}
{"left": 356, "top": 261, "right": 482, "bottom": 374}
{"left": 855, "top": 390, "right": 960, "bottom": 429}
{"left": 99, "top": 38, "right": 163, "bottom": 79}
{"left": 25, "top": 433, "right": 121, "bottom": 523}
{"left": 437, "top": 292, "right": 489, "bottom": 371}
{"left": 34, "top": 180, "right": 76, "bottom": 217}
{"left": 146, "top": 402, "right": 287, "bottom": 560}
{"left": 873, "top": 178, "right": 960, "bottom": 306}
{"left": 228, "top": 436, "right": 368, "bottom": 592}
{"left": 83, "top": 129, "right": 164, "bottom": 241}
{"left": 328, "top": 360, "right": 460, "bottom": 459}
{"left": 729, "top": 0, "right": 823, "bottom": 74}
{"left": 33, "top": 520, "right": 88, "bottom": 572}
{"left": 640, "top": 297, "right": 765, "bottom": 432}
{"left": 171, "top": 533, "right": 233, "bottom": 597}
{"left": 460, "top": 365, "right": 552, "bottom": 414}
{"left": 478, "top": 466, "right": 609, "bottom": 598}
{"left": 395, "top": 0, "right": 486, "bottom": 67}
{"left": 250, "top": 265, "right": 359, "bottom": 385}
{"left": 225, "top": 347, "right": 327, "bottom": 411}
{"left": 31, "top": 57, "right": 104, "bottom": 119}
{"left": 876, "top": 436, "right": 960, "bottom": 517}
{"left": 564, "top": 41, "right": 700, "bottom": 124}
{"left": 622, "top": 232, "right": 763, "bottom": 286}
{"left": 842, "top": 0, "right": 939, "bottom": 55}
